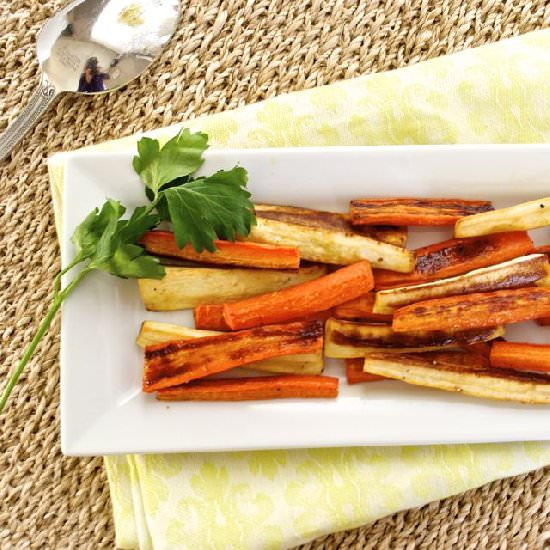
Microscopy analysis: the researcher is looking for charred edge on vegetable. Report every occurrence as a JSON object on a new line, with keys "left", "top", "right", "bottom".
{"left": 255, "top": 205, "right": 350, "bottom": 231}
{"left": 331, "top": 327, "right": 500, "bottom": 348}
{"left": 383, "top": 354, "right": 550, "bottom": 384}
{"left": 455, "top": 256, "right": 548, "bottom": 291}
{"left": 392, "top": 255, "right": 547, "bottom": 295}
{"left": 144, "top": 322, "right": 324, "bottom": 389}
{"left": 156, "top": 375, "right": 339, "bottom": 400}
{"left": 145, "top": 320, "right": 324, "bottom": 360}
{"left": 406, "top": 289, "right": 547, "bottom": 318}
{"left": 254, "top": 205, "right": 400, "bottom": 237}
{"left": 459, "top": 341, "right": 494, "bottom": 358}
{"left": 415, "top": 237, "right": 501, "bottom": 276}
{"left": 350, "top": 199, "right": 493, "bottom": 215}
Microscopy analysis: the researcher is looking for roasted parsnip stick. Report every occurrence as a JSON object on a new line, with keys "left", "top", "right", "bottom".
{"left": 254, "top": 203, "right": 408, "bottom": 247}
{"left": 324, "top": 318, "right": 504, "bottom": 358}
{"left": 455, "top": 197, "right": 550, "bottom": 237}
{"left": 362, "top": 353, "right": 550, "bottom": 404}
{"left": 374, "top": 254, "right": 547, "bottom": 314}
{"left": 247, "top": 217, "right": 414, "bottom": 272}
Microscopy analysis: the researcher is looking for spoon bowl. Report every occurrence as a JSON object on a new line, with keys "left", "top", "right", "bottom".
{"left": 0, "top": 0, "right": 180, "bottom": 161}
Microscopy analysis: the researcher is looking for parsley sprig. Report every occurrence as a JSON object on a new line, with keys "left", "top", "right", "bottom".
{"left": 0, "top": 129, "right": 255, "bottom": 413}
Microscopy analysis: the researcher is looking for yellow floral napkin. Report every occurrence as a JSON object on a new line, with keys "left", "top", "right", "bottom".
{"left": 49, "top": 30, "right": 550, "bottom": 549}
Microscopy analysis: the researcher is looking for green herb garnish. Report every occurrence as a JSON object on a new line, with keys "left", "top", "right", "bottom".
{"left": 0, "top": 129, "right": 255, "bottom": 412}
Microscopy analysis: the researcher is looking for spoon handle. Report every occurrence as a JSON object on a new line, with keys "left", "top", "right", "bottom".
{"left": 0, "top": 73, "right": 57, "bottom": 162}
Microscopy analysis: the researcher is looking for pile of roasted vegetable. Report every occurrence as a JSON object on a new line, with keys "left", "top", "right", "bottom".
{"left": 137, "top": 196, "right": 550, "bottom": 404}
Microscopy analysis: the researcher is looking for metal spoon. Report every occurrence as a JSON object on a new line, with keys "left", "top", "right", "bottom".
{"left": 0, "top": 0, "right": 180, "bottom": 161}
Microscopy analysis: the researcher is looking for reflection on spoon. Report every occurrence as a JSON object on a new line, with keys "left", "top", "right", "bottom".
{"left": 0, "top": 0, "right": 181, "bottom": 162}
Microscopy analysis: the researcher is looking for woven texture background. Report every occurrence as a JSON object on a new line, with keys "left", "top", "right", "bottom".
{"left": 1, "top": 1, "right": 550, "bottom": 548}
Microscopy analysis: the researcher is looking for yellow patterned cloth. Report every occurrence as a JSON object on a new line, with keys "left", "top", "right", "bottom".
{"left": 49, "top": 31, "right": 550, "bottom": 550}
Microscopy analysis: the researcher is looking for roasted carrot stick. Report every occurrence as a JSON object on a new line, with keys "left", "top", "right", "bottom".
{"left": 193, "top": 304, "right": 230, "bottom": 330}
{"left": 345, "top": 359, "right": 386, "bottom": 384}
{"left": 141, "top": 231, "right": 300, "bottom": 269}
{"left": 393, "top": 288, "right": 550, "bottom": 332}
{"left": 374, "top": 231, "right": 533, "bottom": 290}
{"left": 333, "top": 293, "right": 392, "bottom": 323}
{"left": 373, "top": 255, "right": 547, "bottom": 314}
{"left": 350, "top": 198, "right": 493, "bottom": 226}
{"left": 538, "top": 317, "right": 550, "bottom": 326}
{"left": 156, "top": 375, "right": 339, "bottom": 401}
{"left": 143, "top": 320, "right": 324, "bottom": 392}
{"left": 490, "top": 342, "right": 550, "bottom": 373}
{"left": 460, "top": 341, "right": 493, "bottom": 359}
{"left": 194, "top": 304, "right": 333, "bottom": 331}
{"left": 137, "top": 321, "right": 324, "bottom": 375}
{"left": 222, "top": 261, "right": 374, "bottom": 330}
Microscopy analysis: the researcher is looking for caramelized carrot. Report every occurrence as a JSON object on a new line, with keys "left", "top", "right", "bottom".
{"left": 350, "top": 198, "right": 493, "bottom": 226}
{"left": 193, "top": 305, "right": 333, "bottom": 331}
{"left": 143, "top": 320, "right": 324, "bottom": 392}
{"left": 193, "top": 304, "right": 230, "bottom": 331}
{"left": 333, "top": 293, "right": 392, "bottom": 323}
{"left": 223, "top": 261, "right": 374, "bottom": 330}
{"left": 345, "top": 358, "right": 386, "bottom": 384}
{"left": 460, "top": 341, "right": 493, "bottom": 358}
{"left": 537, "top": 317, "right": 550, "bottom": 326}
{"left": 393, "top": 287, "right": 550, "bottom": 332}
{"left": 374, "top": 232, "right": 533, "bottom": 290}
{"left": 141, "top": 231, "right": 300, "bottom": 269}
{"left": 156, "top": 375, "right": 339, "bottom": 401}
{"left": 374, "top": 255, "right": 547, "bottom": 314}
{"left": 490, "top": 342, "right": 550, "bottom": 373}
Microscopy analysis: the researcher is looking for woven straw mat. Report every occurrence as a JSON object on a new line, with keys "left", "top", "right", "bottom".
{"left": 2, "top": 1, "right": 550, "bottom": 548}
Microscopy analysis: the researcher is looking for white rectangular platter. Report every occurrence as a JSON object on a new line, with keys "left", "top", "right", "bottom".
{"left": 61, "top": 144, "right": 550, "bottom": 455}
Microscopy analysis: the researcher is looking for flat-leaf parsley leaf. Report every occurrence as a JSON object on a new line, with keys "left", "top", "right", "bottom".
{"left": 1, "top": 129, "right": 255, "bottom": 413}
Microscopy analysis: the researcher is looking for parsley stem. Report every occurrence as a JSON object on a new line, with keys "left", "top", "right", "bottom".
{"left": 0, "top": 267, "right": 91, "bottom": 413}
{"left": 53, "top": 256, "right": 83, "bottom": 299}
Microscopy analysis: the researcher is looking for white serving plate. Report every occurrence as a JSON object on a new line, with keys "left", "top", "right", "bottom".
{"left": 61, "top": 145, "right": 550, "bottom": 456}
